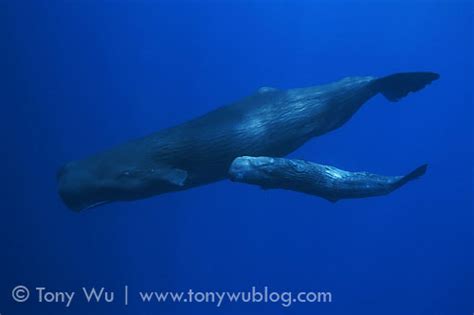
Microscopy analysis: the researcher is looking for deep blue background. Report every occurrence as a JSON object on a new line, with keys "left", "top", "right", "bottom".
{"left": 2, "top": 0, "right": 473, "bottom": 314}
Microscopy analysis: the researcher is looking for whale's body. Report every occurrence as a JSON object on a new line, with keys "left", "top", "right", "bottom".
{"left": 57, "top": 72, "right": 439, "bottom": 211}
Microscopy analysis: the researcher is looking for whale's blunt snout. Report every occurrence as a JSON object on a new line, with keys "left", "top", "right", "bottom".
{"left": 229, "top": 156, "right": 276, "bottom": 182}
{"left": 57, "top": 162, "right": 85, "bottom": 211}
{"left": 56, "top": 161, "right": 105, "bottom": 211}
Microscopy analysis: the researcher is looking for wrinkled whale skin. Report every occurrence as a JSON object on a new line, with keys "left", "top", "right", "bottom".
{"left": 57, "top": 72, "right": 439, "bottom": 210}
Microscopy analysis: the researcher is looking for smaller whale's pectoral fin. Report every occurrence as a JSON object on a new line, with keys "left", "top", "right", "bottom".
{"left": 374, "top": 72, "right": 440, "bottom": 102}
{"left": 157, "top": 167, "right": 188, "bottom": 187}
{"left": 324, "top": 197, "right": 339, "bottom": 203}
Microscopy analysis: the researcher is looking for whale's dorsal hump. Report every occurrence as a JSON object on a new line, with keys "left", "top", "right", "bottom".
{"left": 257, "top": 86, "right": 278, "bottom": 94}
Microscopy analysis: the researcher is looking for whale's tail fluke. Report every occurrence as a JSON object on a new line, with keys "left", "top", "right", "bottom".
{"left": 393, "top": 164, "right": 428, "bottom": 190}
{"left": 375, "top": 72, "right": 439, "bottom": 102}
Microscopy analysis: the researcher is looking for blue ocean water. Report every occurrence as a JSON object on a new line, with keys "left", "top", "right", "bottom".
{"left": 2, "top": 1, "right": 473, "bottom": 314}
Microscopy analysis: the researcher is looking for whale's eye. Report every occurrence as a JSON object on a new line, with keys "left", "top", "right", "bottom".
{"left": 117, "top": 170, "right": 137, "bottom": 179}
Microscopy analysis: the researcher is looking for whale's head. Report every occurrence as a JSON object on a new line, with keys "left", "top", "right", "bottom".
{"left": 56, "top": 160, "right": 112, "bottom": 211}
{"left": 57, "top": 154, "right": 189, "bottom": 211}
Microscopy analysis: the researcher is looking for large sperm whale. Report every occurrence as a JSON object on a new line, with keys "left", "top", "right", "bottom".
{"left": 57, "top": 72, "right": 439, "bottom": 211}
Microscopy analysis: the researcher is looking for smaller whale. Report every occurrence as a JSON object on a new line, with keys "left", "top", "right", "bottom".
{"left": 229, "top": 156, "right": 427, "bottom": 202}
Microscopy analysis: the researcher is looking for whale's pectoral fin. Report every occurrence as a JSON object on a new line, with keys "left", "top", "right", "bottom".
{"left": 157, "top": 167, "right": 188, "bottom": 186}
{"left": 228, "top": 156, "right": 427, "bottom": 202}
{"left": 374, "top": 72, "right": 440, "bottom": 102}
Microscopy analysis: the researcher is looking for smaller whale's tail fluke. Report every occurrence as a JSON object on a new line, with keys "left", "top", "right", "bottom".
{"left": 392, "top": 163, "right": 428, "bottom": 190}
{"left": 374, "top": 72, "right": 440, "bottom": 102}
